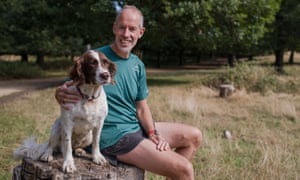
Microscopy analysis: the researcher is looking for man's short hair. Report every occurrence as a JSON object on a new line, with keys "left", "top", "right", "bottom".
{"left": 115, "top": 5, "right": 144, "bottom": 28}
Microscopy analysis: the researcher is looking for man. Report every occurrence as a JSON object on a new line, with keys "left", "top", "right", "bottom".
{"left": 56, "top": 5, "right": 202, "bottom": 180}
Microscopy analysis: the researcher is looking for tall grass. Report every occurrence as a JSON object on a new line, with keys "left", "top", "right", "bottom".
{"left": 203, "top": 62, "right": 299, "bottom": 94}
{"left": 0, "top": 57, "right": 299, "bottom": 179}
{"left": 0, "top": 57, "right": 72, "bottom": 80}
{"left": 147, "top": 85, "right": 299, "bottom": 179}
{"left": 0, "top": 61, "right": 45, "bottom": 79}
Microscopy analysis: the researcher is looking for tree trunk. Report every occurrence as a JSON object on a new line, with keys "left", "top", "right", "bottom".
{"left": 274, "top": 49, "right": 284, "bottom": 73}
{"left": 13, "top": 155, "right": 144, "bottom": 180}
{"left": 228, "top": 54, "right": 235, "bottom": 67}
{"left": 178, "top": 49, "right": 184, "bottom": 66}
{"left": 36, "top": 53, "right": 44, "bottom": 65}
{"left": 219, "top": 84, "right": 235, "bottom": 97}
{"left": 196, "top": 53, "right": 200, "bottom": 64}
{"left": 156, "top": 51, "right": 161, "bottom": 68}
{"left": 289, "top": 50, "right": 294, "bottom": 64}
{"left": 248, "top": 55, "right": 253, "bottom": 61}
{"left": 21, "top": 53, "right": 28, "bottom": 62}
{"left": 273, "top": 7, "right": 286, "bottom": 73}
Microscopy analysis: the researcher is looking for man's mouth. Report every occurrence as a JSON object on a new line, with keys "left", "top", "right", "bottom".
{"left": 120, "top": 39, "right": 131, "bottom": 46}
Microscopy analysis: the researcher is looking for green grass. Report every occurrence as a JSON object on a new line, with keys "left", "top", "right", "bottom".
{"left": 0, "top": 55, "right": 300, "bottom": 179}
{"left": 0, "top": 56, "right": 72, "bottom": 80}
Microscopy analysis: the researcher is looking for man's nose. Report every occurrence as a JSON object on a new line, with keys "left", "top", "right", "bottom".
{"left": 123, "top": 27, "right": 130, "bottom": 36}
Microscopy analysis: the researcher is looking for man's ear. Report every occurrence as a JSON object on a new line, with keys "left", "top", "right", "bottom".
{"left": 139, "top": 27, "right": 145, "bottom": 39}
{"left": 112, "top": 22, "right": 117, "bottom": 35}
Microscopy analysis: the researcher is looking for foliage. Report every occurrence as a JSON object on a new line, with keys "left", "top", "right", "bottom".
{"left": 0, "top": 61, "right": 45, "bottom": 79}
{"left": 203, "top": 61, "right": 298, "bottom": 94}
{"left": 130, "top": 0, "right": 281, "bottom": 56}
{"left": 209, "top": 0, "right": 281, "bottom": 55}
{"left": 1, "top": 0, "right": 299, "bottom": 69}
{"left": 264, "top": 0, "right": 300, "bottom": 51}
{"left": 260, "top": 0, "right": 300, "bottom": 72}
{"left": 0, "top": 0, "right": 115, "bottom": 58}
{"left": 0, "top": 56, "right": 73, "bottom": 79}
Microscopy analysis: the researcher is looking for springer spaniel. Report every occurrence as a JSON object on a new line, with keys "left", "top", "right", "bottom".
{"left": 14, "top": 50, "right": 116, "bottom": 173}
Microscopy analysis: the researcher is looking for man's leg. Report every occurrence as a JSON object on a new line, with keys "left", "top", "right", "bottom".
{"left": 155, "top": 122, "right": 202, "bottom": 160}
{"left": 117, "top": 122, "right": 201, "bottom": 179}
{"left": 117, "top": 139, "right": 194, "bottom": 180}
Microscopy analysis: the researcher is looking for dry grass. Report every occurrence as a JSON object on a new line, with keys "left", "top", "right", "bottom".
{"left": 1, "top": 56, "right": 300, "bottom": 179}
{"left": 147, "top": 84, "right": 300, "bottom": 179}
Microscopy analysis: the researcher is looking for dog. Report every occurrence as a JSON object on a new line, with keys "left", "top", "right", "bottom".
{"left": 13, "top": 50, "right": 116, "bottom": 173}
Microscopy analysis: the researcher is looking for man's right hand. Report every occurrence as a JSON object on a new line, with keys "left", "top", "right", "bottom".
{"left": 55, "top": 80, "right": 81, "bottom": 110}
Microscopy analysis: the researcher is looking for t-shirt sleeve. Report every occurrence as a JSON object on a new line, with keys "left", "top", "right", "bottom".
{"left": 136, "top": 63, "right": 149, "bottom": 101}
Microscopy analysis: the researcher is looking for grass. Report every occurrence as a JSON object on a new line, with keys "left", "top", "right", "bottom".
{"left": 0, "top": 56, "right": 72, "bottom": 80}
{"left": 0, "top": 54, "right": 300, "bottom": 179}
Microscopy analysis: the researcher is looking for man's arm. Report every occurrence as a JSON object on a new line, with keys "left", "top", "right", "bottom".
{"left": 136, "top": 99, "right": 170, "bottom": 151}
{"left": 55, "top": 81, "right": 81, "bottom": 109}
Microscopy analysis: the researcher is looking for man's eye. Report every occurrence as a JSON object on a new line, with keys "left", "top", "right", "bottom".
{"left": 129, "top": 27, "right": 138, "bottom": 32}
{"left": 119, "top": 26, "right": 126, "bottom": 30}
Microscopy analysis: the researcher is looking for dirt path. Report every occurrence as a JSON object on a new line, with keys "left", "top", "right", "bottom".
{"left": 0, "top": 77, "right": 65, "bottom": 104}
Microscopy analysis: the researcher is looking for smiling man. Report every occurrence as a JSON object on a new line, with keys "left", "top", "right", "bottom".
{"left": 56, "top": 5, "right": 202, "bottom": 180}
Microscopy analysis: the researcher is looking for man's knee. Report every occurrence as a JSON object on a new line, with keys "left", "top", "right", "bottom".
{"left": 172, "top": 159, "right": 194, "bottom": 179}
{"left": 195, "top": 128, "right": 202, "bottom": 147}
{"left": 190, "top": 127, "right": 202, "bottom": 148}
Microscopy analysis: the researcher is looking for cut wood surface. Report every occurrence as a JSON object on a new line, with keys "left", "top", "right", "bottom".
{"left": 13, "top": 154, "right": 144, "bottom": 180}
{"left": 219, "top": 84, "right": 235, "bottom": 97}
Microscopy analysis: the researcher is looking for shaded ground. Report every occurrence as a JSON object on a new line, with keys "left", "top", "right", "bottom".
{"left": 0, "top": 77, "right": 65, "bottom": 104}
{"left": 0, "top": 67, "right": 203, "bottom": 104}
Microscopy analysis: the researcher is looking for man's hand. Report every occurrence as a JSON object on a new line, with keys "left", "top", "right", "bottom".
{"left": 149, "top": 133, "right": 170, "bottom": 151}
{"left": 55, "top": 81, "right": 81, "bottom": 110}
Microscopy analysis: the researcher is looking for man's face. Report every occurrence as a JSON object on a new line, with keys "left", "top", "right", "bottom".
{"left": 113, "top": 9, "right": 145, "bottom": 55}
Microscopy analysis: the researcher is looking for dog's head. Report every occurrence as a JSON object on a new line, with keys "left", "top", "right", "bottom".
{"left": 69, "top": 50, "right": 116, "bottom": 85}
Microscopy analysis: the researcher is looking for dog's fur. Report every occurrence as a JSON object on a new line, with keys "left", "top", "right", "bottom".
{"left": 13, "top": 50, "right": 116, "bottom": 173}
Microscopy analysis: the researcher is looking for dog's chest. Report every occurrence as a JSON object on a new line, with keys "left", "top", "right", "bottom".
{"left": 69, "top": 96, "right": 107, "bottom": 128}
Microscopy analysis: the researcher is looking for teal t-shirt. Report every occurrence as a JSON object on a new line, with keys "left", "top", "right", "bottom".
{"left": 95, "top": 45, "right": 149, "bottom": 149}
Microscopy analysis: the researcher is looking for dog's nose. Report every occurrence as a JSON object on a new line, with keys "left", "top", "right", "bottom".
{"left": 100, "top": 72, "right": 109, "bottom": 80}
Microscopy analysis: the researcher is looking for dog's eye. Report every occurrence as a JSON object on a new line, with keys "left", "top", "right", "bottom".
{"left": 90, "top": 59, "right": 98, "bottom": 65}
{"left": 101, "top": 59, "right": 109, "bottom": 65}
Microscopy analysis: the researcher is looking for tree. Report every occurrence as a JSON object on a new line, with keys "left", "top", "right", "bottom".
{"left": 126, "top": 0, "right": 280, "bottom": 67}
{"left": 261, "top": 0, "right": 300, "bottom": 72}
{"left": 283, "top": 0, "right": 300, "bottom": 64}
{"left": 1, "top": 0, "right": 115, "bottom": 64}
{"left": 0, "top": 1, "right": 15, "bottom": 55}
{"left": 208, "top": 0, "right": 281, "bottom": 66}
{"left": 4, "top": 0, "right": 65, "bottom": 63}
{"left": 2, "top": 0, "right": 298, "bottom": 70}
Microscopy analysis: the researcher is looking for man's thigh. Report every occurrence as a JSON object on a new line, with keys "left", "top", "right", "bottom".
{"left": 155, "top": 122, "right": 199, "bottom": 149}
{"left": 116, "top": 139, "right": 189, "bottom": 176}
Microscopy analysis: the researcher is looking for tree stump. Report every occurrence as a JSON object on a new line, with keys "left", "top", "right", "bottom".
{"left": 219, "top": 84, "right": 235, "bottom": 97}
{"left": 12, "top": 154, "right": 144, "bottom": 180}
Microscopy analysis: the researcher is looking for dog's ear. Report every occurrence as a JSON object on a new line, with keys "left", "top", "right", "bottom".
{"left": 98, "top": 52, "right": 117, "bottom": 84}
{"left": 108, "top": 61, "right": 116, "bottom": 85}
{"left": 108, "top": 60, "right": 117, "bottom": 77}
{"left": 69, "top": 56, "right": 85, "bottom": 85}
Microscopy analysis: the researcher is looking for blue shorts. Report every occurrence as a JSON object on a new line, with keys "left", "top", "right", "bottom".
{"left": 101, "top": 129, "right": 146, "bottom": 166}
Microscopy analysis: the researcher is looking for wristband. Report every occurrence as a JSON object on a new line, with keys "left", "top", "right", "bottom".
{"left": 148, "top": 129, "right": 158, "bottom": 136}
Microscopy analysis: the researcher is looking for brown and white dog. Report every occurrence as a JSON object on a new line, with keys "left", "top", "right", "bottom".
{"left": 13, "top": 50, "right": 116, "bottom": 173}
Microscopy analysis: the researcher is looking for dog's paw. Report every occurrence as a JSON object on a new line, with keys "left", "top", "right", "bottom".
{"left": 40, "top": 152, "right": 53, "bottom": 162}
{"left": 93, "top": 153, "right": 107, "bottom": 165}
{"left": 74, "top": 148, "right": 86, "bottom": 157}
{"left": 62, "top": 159, "right": 77, "bottom": 173}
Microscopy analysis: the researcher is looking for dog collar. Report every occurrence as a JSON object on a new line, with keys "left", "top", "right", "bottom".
{"left": 76, "top": 86, "right": 100, "bottom": 101}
